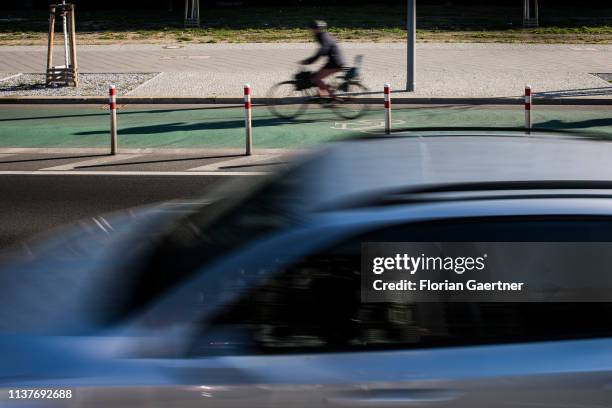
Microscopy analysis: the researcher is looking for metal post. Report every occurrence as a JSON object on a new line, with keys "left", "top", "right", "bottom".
{"left": 109, "top": 85, "right": 118, "bottom": 155}
{"left": 384, "top": 84, "right": 392, "bottom": 134}
{"left": 184, "top": 0, "right": 200, "bottom": 27}
{"left": 525, "top": 85, "right": 532, "bottom": 131}
{"left": 244, "top": 84, "right": 253, "bottom": 156}
{"left": 407, "top": 0, "right": 416, "bottom": 92}
{"left": 523, "top": 0, "right": 539, "bottom": 28}
{"left": 61, "top": 0, "right": 70, "bottom": 68}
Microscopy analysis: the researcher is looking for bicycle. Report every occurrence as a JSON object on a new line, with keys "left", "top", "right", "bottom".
{"left": 266, "top": 55, "right": 370, "bottom": 120}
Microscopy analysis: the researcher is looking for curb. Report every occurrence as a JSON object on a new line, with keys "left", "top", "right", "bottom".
{"left": 0, "top": 147, "right": 302, "bottom": 155}
{"left": 0, "top": 96, "right": 610, "bottom": 106}
{"left": 0, "top": 96, "right": 244, "bottom": 105}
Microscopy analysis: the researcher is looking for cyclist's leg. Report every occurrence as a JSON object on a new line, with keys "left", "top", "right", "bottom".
{"left": 312, "top": 68, "right": 342, "bottom": 97}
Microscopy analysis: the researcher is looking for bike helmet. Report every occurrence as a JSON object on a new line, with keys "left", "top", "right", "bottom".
{"left": 309, "top": 20, "right": 328, "bottom": 30}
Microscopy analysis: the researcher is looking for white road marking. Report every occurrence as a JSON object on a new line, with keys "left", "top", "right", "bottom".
{"left": 91, "top": 217, "right": 110, "bottom": 235}
{"left": 0, "top": 170, "right": 268, "bottom": 176}
{"left": 0, "top": 73, "right": 22, "bottom": 82}
{"left": 98, "top": 216, "right": 115, "bottom": 231}
{"left": 187, "top": 154, "right": 281, "bottom": 171}
{"left": 159, "top": 55, "right": 210, "bottom": 60}
{"left": 331, "top": 119, "right": 406, "bottom": 134}
{"left": 158, "top": 200, "right": 213, "bottom": 206}
{"left": 40, "top": 154, "right": 143, "bottom": 171}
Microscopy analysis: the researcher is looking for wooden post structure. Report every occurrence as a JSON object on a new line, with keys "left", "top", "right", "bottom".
{"left": 46, "top": 2, "right": 79, "bottom": 87}
{"left": 184, "top": 0, "right": 200, "bottom": 28}
{"left": 523, "top": 0, "right": 539, "bottom": 28}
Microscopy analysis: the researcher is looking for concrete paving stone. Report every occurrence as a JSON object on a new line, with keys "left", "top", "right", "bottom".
{"left": 0, "top": 43, "right": 610, "bottom": 99}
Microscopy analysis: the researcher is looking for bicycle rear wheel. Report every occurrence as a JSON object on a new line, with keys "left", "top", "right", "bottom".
{"left": 267, "top": 81, "right": 314, "bottom": 120}
{"left": 331, "top": 82, "right": 371, "bottom": 120}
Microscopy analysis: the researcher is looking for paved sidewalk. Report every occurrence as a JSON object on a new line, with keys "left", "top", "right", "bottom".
{"left": 1, "top": 43, "right": 611, "bottom": 99}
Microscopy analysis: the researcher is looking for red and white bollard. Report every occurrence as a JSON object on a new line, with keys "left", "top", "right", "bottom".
{"left": 384, "top": 83, "right": 392, "bottom": 134}
{"left": 525, "top": 85, "right": 532, "bottom": 131}
{"left": 109, "top": 85, "right": 118, "bottom": 155}
{"left": 244, "top": 84, "right": 253, "bottom": 156}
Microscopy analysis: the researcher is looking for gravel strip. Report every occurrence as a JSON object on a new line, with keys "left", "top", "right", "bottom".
{"left": 0, "top": 73, "right": 158, "bottom": 96}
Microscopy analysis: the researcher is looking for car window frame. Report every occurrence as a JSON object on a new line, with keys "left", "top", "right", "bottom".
{"left": 126, "top": 197, "right": 612, "bottom": 356}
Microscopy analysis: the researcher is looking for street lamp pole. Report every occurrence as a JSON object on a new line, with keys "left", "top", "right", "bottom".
{"left": 407, "top": 0, "right": 416, "bottom": 92}
{"left": 523, "top": 0, "right": 540, "bottom": 28}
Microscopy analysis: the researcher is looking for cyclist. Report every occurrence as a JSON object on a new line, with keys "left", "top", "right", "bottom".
{"left": 300, "top": 20, "right": 346, "bottom": 99}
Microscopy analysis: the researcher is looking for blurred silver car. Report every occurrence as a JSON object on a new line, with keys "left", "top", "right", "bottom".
{"left": 3, "top": 130, "right": 612, "bottom": 407}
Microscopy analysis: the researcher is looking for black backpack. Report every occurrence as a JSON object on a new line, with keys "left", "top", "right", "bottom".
{"left": 295, "top": 71, "right": 313, "bottom": 90}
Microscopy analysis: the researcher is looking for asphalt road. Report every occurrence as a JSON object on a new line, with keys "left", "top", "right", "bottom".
{"left": 0, "top": 174, "right": 239, "bottom": 250}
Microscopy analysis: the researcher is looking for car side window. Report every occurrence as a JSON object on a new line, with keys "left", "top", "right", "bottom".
{"left": 190, "top": 217, "right": 612, "bottom": 356}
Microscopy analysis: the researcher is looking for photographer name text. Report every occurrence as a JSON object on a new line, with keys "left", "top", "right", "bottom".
{"left": 371, "top": 253, "right": 524, "bottom": 292}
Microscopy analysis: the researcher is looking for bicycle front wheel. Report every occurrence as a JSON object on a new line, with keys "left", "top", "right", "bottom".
{"left": 266, "top": 81, "right": 313, "bottom": 120}
{"left": 331, "top": 82, "right": 371, "bottom": 120}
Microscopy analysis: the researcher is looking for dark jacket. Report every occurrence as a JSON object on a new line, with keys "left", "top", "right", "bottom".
{"left": 304, "top": 32, "right": 346, "bottom": 69}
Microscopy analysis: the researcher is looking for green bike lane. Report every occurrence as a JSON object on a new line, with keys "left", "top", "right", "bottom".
{"left": 0, "top": 104, "right": 611, "bottom": 150}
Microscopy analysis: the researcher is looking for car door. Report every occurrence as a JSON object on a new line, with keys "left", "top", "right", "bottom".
{"left": 135, "top": 213, "right": 612, "bottom": 408}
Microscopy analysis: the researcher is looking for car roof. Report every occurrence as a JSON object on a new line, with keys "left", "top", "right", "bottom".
{"left": 300, "top": 132, "right": 612, "bottom": 210}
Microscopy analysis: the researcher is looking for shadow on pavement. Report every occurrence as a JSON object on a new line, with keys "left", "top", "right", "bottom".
{"left": 75, "top": 154, "right": 244, "bottom": 169}
{"left": 0, "top": 83, "right": 48, "bottom": 93}
{"left": 538, "top": 117, "right": 612, "bottom": 130}
{"left": 220, "top": 161, "right": 289, "bottom": 169}
{"left": 73, "top": 117, "right": 320, "bottom": 136}
{"left": 536, "top": 86, "right": 612, "bottom": 98}
{"left": 0, "top": 154, "right": 107, "bottom": 164}
{"left": 0, "top": 105, "right": 243, "bottom": 123}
